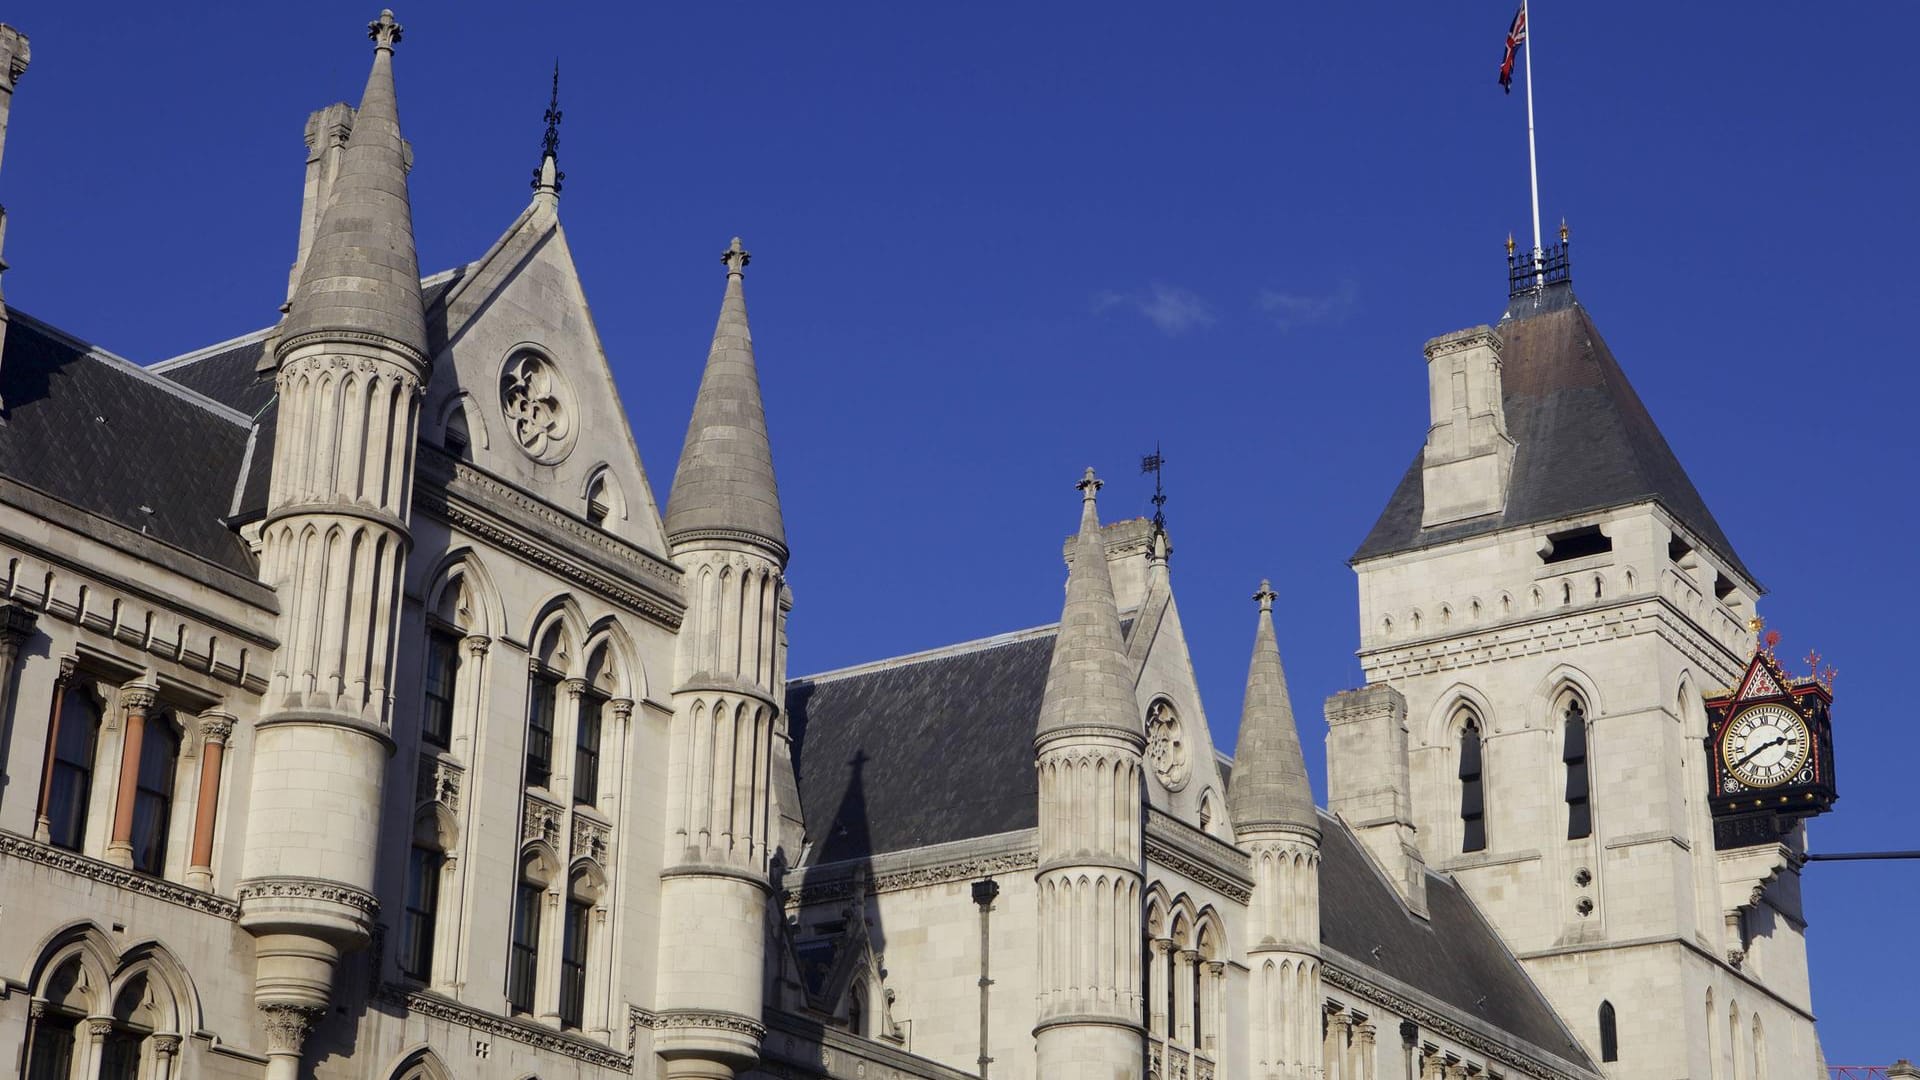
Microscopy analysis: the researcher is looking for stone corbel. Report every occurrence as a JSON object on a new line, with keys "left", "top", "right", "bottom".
{"left": 1716, "top": 840, "right": 1793, "bottom": 964}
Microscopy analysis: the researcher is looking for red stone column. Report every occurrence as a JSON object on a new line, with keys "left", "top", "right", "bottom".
{"left": 187, "top": 712, "right": 235, "bottom": 888}
{"left": 31, "top": 656, "right": 75, "bottom": 843}
{"left": 105, "top": 685, "right": 157, "bottom": 868}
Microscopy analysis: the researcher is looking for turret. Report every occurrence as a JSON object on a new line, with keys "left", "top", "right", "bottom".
{"left": 654, "top": 238, "right": 787, "bottom": 1080}
{"left": 1231, "top": 582, "right": 1322, "bottom": 1080}
{"left": 1034, "top": 469, "right": 1146, "bottom": 1080}
{"left": 1419, "top": 325, "right": 1512, "bottom": 527}
{"left": 237, "top": 11, "right": 428, "bottom": 1078}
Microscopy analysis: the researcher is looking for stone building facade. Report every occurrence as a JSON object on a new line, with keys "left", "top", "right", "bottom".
{"left": 0, "top": 12, "right": 1836, "bottom": 1080}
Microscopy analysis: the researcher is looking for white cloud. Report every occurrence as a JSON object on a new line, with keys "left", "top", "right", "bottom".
{"left": 1255, "top": 279, "right": 1359, "bottom": 330}
{"left": 1093, "top": 283, "right": 1218, "bottom": 336}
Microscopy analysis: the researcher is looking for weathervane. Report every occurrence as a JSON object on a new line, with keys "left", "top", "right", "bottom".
{"left": 533, "top": 60, "right": 565, "bottom": 192}
{"left": 1140, "top": 444, "right": 1167, "bottom": 536}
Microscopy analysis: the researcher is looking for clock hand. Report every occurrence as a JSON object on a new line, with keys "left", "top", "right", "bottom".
{"left": 1731, "top": 735, "right": 1787, "bottom": 770}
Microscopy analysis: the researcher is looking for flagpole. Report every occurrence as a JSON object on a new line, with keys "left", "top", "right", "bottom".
{"left": 1522, "top": 0, "right": 1543, "bottom": 284}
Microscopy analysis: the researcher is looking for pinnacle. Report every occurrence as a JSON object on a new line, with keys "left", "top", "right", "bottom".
{"left": 1035, "top": 468, "right": 1136, "bottom": 744}
{"left": 1229, "top": 578, "right": 1318, "bottom": 836}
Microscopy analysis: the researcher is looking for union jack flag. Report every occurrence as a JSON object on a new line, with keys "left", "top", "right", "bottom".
{"left": 1499, "top": 4, "right": 1527, "bottom": 94}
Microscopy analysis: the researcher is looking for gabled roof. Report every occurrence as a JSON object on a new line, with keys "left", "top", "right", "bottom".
{"left": 1354, "top": 283, "right": 1753, "bottom": 584}
{"left": 0, "top": 313, "right": 256, "bottom": 575}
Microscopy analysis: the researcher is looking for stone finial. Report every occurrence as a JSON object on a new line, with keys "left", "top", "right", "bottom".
{"left": 532, "top": 60, "right": 565, "bottom": 194}
{"left": 1077, "top": 467, "right": 1103, "bottom": 500}
{"left": 368, "top": 9, "right": 403, "bottom": 50}
{"left": 723, "top": 237, "right": 751, "bottom": 276}
{"left": 1254, "top": 579, "right": 1275, "bottom": 613}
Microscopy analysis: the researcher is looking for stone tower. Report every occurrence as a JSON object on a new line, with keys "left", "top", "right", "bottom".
{"left": 1033, "top": 469, "right": 1145, "bottom": 1080}
{"left": 1349, "top": 277, "right": 1816, "bottom": 1078}
{"left": 1229, "top": 582, "right": 1322, "bottom": 1080}
{"left": 237, "top": 11, "right": 428, "bottom": 1078}
{"left": 656, "top": 238, "right": 788, "bottom": 1080}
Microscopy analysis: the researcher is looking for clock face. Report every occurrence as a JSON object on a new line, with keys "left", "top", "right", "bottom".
{"left": 1721, "top": 702, "right": 1812, "bottom": 789}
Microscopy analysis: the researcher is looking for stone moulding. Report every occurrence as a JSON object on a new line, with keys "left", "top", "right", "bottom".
{"left": 381, "top": 985, "right": 633, "bottom": 1070}
{"left": 1360, "top": 599, "right": 1740, "bottom": 688}
{"left": 235, "top": 876, "right": 381, "bottom": 920}
{"left": 0, "top": 831, "right": 242, "bottom": 919}
{"left": 1144, "top": 810, "right": 1253, "bottom": 904}
{"left": 1321, "top": 956, "right": 1595, "bottom": 1080}
{"left": 784, "top": 847, "right": 1039, "bottom": 909}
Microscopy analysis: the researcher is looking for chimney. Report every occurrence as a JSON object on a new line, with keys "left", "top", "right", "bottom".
{"left": 0, "top": 24, "right": 29, "bottom": 415}
{"left": 1325, "top": 684, "right": 1427, "bottom": 918}
{"left": 1419, "top": 325, "right": 1514, "bottom": 527}
{"left": 1061, "top": 518, "right": 1164, "bottom": 613}
{"left": 286, "top": 103, "right": 357, "bottom": 304}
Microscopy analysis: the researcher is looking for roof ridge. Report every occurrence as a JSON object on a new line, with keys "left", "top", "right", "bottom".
{"left": 792, "top": 620, "right": 1065, "bottom": 685}
{"left": 10, "top": 310, "right": 252, "bottom": 428}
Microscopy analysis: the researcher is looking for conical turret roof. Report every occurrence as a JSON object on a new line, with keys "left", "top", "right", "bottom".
{"left": 664, "top": 238, "right": 786, "bottom": 553}
{"left": 1228, "top": 581, "right": 1318, "bottom": 835}
{"left": 278, "top": 10, "right": 428, "bottom": 362}
{"left": 1035, "top": 469, "right": 1138, "bottom": 743}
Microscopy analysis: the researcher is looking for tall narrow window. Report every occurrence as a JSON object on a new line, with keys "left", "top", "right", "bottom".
{"left": 559, "top": 890, "right": 591, "bottom": 1029}
{"left": 1599, "top": 999, "right": 1619, "bottom": 1062}
{"left": 422, "top": 630, "right": 460, "bottom": 749}
{"left": 46, "top": 688, "right": 100, "bottom": 852}
{"left": 1459, "top": 714, "right": 1487, "bottom": 853}
{"left": 574, "top": 693, "right": 603, "bottom": 807}
{"left": 508, "top": 877, "right": 543, "bottom": 1013}
{"left": 98, "top": 1026, "right": 143, "bottom": 1080}
{"left": 130, "top": 721, "right": 179, "bottom": 875}
{"left": 25, "top": 1011, "right": 77, "bottom": 1080}
{"left": 400, "top": 843, "right": 444, "bottom": 981}
{"left": 1564, "top": 699, "right": 1592, "bottom": 839}
{"left": 525, "top": 673, "right": 558, "bottom": 790}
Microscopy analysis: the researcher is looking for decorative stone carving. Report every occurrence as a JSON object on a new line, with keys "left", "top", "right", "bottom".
{"left": 0, "top": 832, "right": 240, "bottom": 918}
{"left": 572, "top": 814, "right": 610, "bottom": 865}
{"left": 235, "top": 877, "right": 381, "bottom": 920}
{"left": 260, "top": 1003, "right": 323, "bottom": 1054}
{"left": 1145, "top": 699, "right": 1191, "bottom": 792}
{"left": 499, "top": 350, "right": 576, "bottom": 464}
{"left": 199, "top": 713, "right": 235, "bottom": 745}
{"left": 524, "top": 795, "right": 563, "bottom": 849}
{"left": 416, "top": 755, "right": 465, "bottom": 811}
{"left": 386, "top": 985, "right": 633, "bottom": 1069}
{"left": 151, "top": 1033, "right": 182, "bottom": 1058}
{"left": 87, "top": 1016, "right": 114, "bottom": 1037}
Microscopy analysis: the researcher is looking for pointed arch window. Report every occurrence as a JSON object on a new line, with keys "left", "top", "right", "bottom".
{"left": 422, "top": 628, "right": 461, "bottom": 750}
{"left": 1563, "top": 698, "right": 1593, "bottom": 839}
{"left": 574, "top": 692, "right": 604, "bottom": 807}
{"left": 130, "top": 719, "right": 180, "bottom": 875}
{"left": 559, "top": 889, "right": 591, "bottom": 1029}
{"left": 525, "top": 670, "right": 559, "bottom": 791}
{"left": 1458, "top": 711, "right": 1487, "bottom": 853}
{"left": 507, "top": 870, "right": 543, "bottom": 1014}
{"left": 400, "top": 826, "right": 446, "bottom": 982}
{"left": 1599, "top": 999, "right": 1619, "bottom": 1062}
{"left": 47, "top": 686, "right": 102, "bottom": 852}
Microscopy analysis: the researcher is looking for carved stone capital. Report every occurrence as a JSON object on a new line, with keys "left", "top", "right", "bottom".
{"left": 0, "top": 601, "right": 36, "bottom": 648}
{"left": 86, "top": 1016, "right": 114, "bottom": 1037}
{"left": 55, "top": 655, "right": 77, "bottom": 686}
{"left": 200, "top": 711, "right": 237, "bottom": 745}
{"left": 152, "top": 1033, "right": 182, "bottom": 1057}
{"left": 1356, "top": 1022, "right": 1378, "bottom": 1046}
{"left": 260, "top": 1002, "right": 325, "bottom": 1054}
{"left": 28, "top": 998, "right": 46, "bottom": 1019}
{"left": 610, "top": 697, "right": 635, "bottom": 722}
{"left": 463, "top": 633, "right": 492, "bottom": 658}
{"left": 120, "top": 684, "right": 158, "bottom": 713}
{"left": 562, "top": 677, "right": 588, "bottom": 700}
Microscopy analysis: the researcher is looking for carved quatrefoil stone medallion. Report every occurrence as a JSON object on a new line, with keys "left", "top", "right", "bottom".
{"left": 1145, "top": 699, "right": 1190, "bottom": 792}
{"left": 500, "top": 349, "right": 577, "bottom": 464}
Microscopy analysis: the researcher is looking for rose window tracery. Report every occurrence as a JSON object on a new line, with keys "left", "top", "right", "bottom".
{"left": 499, "top": 350, "right": 577, "bottom": 464}
{"left": 1145, "top": 699, "right": 1191, "bottom": 792}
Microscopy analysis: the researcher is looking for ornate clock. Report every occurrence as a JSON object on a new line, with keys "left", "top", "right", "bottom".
{"left": 1703, "top": 646, "right": 1838, "bottom": 850}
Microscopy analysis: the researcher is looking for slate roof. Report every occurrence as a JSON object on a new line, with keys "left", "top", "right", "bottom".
{"left": 786, "top": 622, "right": 1593, "bottom": 1071}
{"left": 1354, "top": 282, "right": 1753, "bottom": 584}
{"left": 1318, "top": 815, "right": 1593, "bottom": 1069}
{"left": 0, "top": 313, "right": 256, "bottom": 575}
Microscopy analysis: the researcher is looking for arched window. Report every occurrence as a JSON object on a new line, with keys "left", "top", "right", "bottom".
{"left": 1599, "top": 999, "right": 1619, "bottom": 1062}
{"left": 99, "top": 973, "right": 155, "bottom": 1079}
{"left": 1563, "top": 697, "right": 1592, "bottom": 840}
{"left": 574, "top": 693, "right": 604, "bottom": 807}
{"left": 1458, "top": 710, "right": 1487, "bottom": 853}
{"left": 443, "top": 405, "right": 470, "bottom": 457}
{"left": 47, "top": 686, "right": 102, "bottom": 852}
{"left": 25, "top": 957, "right": 87, "bottom": 1080}
{"left": 422, "top": 628, "right": 460, "bottom": 750}
{"left": 559, "top": 880, "right": 592, "bottom": 1029}
{"left": 848, "top": 985, "right": 866, "bottom": 1037}
{"left": 525, "top": 669, "right": 559, "bottom": 791}
{"left": 400, "top": 813, "right": 448, "bottom": 983}
{"left": 131, "top": 720, "right": 180, "bottom": 875}
{"left": 507, "top": 855, "right": 546, "bottom": 1015}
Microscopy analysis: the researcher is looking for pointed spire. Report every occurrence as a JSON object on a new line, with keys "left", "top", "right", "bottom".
{"left": 664, "top": 238, "right": 787, "bottom": 555}
{"left": 532, "top": 60, "right": 564, "bottom": 196}
{"left": 278, "top": 10, "right": 427, "bottom": 363}
{"left": 1035, "top": 469, "right": 1139, "bottom": 744}
{"left": 1229, "top": 579, "right": 1318, "bottom": 835}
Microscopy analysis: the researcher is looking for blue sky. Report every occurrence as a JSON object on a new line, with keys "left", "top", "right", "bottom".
{"left": 7, "top": 1, "right": 1915, "bottom": 1064}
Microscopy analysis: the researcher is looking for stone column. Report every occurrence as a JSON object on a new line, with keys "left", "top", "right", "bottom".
{"left": 150, "top": 1033, "right": 182, "bottom": 1080}
{"left": 1203, "top": 961, "right": 1224, "bottom": 1058}
{"left": 1175, "top": 949, "right": 1197, "bottom": 1045}
{"left": 556, "top": 677, "right": 587, "bottom": 803}
{"left": 0, "top": 601, "right": 35, "bottom": 768}
{"left": 1149, "top": 939, "right": 1172, "bottom": 1036}
{"left": 1355, "top": 1023, "right": 1377, "bottom": 1080}
{"left": 1325, "top": 1009, "right": 1352, "bottom": 1080}
{"left": 186, "top": 712, "right": 235, "bottom": 889}
{"left": 459, "top": 634, "right": 491, "bottom": 750}
{"left": 105, "top": 685, "right": 157, "bottom": 868}
{"left": 31, "top": 655, "right": 74, "bottom": 842}
{"left": 260, "top": 1004, "right": 322, "bottom": 1080}
{"left": 77, "top": 1015, "right": 113, "bottom": 1080}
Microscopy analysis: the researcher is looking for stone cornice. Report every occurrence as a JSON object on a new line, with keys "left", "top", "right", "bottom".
{"left": 1321, "top": 952, "right": 1600, "bottom": 1080}
{"left": 785, "top": 832, "right": 1038, "bottom": 909}
{"left": 0, "top": 831, "right": 241, "bottom": 919}
{"left": 417, "top": 452, "right": 684, "bottom": 632}
{"left": 1145, "top": 808, "right": 1253, "bottom": 904}
{"left": 380, "top": 985, "right": 632, "bottom": 1070}
{"left": 1359, "top": 597, "right": 1742, "bottom": 688}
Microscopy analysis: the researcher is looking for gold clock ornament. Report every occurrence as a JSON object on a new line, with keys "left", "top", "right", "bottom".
{"left": 1720, "top": 702, "right": 1812, "bottom": 789}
